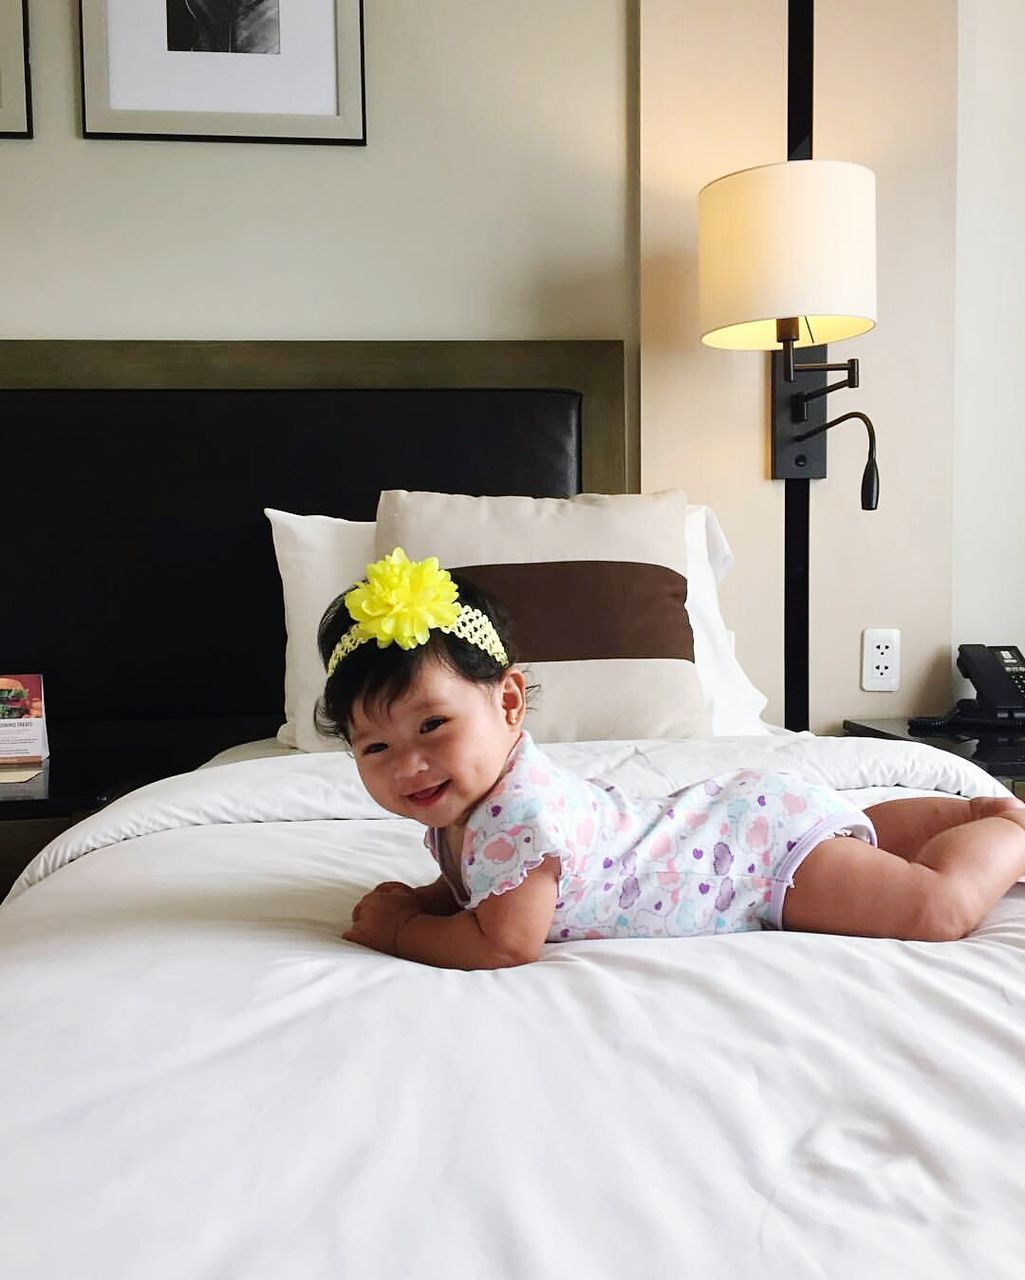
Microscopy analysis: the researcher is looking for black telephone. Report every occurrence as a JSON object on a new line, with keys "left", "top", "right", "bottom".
{"left": 909, "top": 644, "right": 1025, "bottom": 735}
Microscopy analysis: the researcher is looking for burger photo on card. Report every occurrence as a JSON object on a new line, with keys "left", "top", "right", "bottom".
{"left": 0, "top": 675, "right": 43, "bottom": 719}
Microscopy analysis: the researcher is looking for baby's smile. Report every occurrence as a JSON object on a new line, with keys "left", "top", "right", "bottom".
{"left": 406, "top": 781, "right": 450, "bottom": 807}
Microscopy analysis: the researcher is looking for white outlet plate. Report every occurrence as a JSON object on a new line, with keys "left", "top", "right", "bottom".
{"left": 862, "top": 627, "right": 901, "bottom": 691}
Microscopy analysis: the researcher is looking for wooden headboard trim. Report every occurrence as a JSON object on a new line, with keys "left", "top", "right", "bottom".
{"left": 0, "top": 339, "right": 628, "bottom": 494}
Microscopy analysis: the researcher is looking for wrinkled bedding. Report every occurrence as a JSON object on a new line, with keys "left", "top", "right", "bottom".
{"left": 2, "top": 735, "right": 1024, "bottom": 1280}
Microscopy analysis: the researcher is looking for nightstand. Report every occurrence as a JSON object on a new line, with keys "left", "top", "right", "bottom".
{"left": 843, "top": 717, "right": 1025, "bottom": 798}
{"left": 1, "top": 761, "right": 111, "bottom": 898}
{"left": 0, "top": 714, "right": 280, "bottom": 898}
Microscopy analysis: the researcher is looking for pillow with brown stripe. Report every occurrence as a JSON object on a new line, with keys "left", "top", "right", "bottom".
{"left": 374, "top": 489, "right": 712, "bottom": 743}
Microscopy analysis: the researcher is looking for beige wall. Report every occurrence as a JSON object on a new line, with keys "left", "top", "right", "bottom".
{"left": 640, "top": 0, "right": 787, "bottom": 722}
{"left": 953, "top": 0, "right": 1025, "bottom": 669}
{"left": 1, "top": 2, "right": 630, "bottom": 345}
{"left": 5, "top": 3, "right": 983, "bottom": 733}
{"left": 640, "top": 0, "right": 959, "bottom": 730}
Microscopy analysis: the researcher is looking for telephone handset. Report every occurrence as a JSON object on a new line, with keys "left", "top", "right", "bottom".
{"left": 909, "top": 644, "right": 1025, "bottom": 735}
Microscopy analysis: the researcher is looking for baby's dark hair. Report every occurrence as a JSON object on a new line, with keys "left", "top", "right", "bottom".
{"left": 315, "top": 573, "right": 520, "bottom": 743}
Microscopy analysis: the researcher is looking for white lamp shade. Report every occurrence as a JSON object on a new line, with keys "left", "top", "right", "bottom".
{"left": 698, "top": 160, "right": 876, "bottom": 350}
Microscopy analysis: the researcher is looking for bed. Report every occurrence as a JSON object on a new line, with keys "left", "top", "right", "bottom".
{"left": 3, "top": 340, "right": 1024, "bottom": 1280}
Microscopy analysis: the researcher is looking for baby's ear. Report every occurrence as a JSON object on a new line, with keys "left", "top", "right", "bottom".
{"left": 500, "top": 669, "right": 527, "bottom": 726}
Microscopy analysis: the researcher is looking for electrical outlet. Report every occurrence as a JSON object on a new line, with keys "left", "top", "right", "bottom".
{"left": 861, "top": 627, "right": 901, "bottom": 691}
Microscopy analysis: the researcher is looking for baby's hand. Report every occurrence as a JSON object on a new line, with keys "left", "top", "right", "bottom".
{"left": 372, "top": 880, "right": 418, "bottom": 899}
{"left": 344, "top": 886, "right": 420, "bottom": 956}
{"left": 374, "top": 879, "right": 457, "bottom": 915}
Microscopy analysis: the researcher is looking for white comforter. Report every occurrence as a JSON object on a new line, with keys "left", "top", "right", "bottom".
{"left": 2, "top": 735, "right": 1024, "bottom": 1280}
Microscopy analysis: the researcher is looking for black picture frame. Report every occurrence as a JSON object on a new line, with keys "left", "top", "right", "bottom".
{"left": 79, "top": 0, "right": 366, "bottom": 145}
{"left": 0, "top": 0, "right": 32, "bottom": 138}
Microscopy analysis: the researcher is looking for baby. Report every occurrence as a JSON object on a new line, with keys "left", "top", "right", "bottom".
{"left": 318, "top": 549, "right": 1025, "bottom": 969}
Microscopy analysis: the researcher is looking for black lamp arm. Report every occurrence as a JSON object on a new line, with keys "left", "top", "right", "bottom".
{"left": 794, "top": 410, "right": 879, "bottom": 510}
{"left": 791, "top": 358, "right": 859, "bottom": 421}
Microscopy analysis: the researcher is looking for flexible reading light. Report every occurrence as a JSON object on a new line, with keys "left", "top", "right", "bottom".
{"left": 790, "top": 410, "right": 879, "bottom": 510}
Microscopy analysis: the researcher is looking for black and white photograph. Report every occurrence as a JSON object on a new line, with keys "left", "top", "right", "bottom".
{"left": 165, "top": 0, "right": 281, "bottom": 56}
{"left": 80, "top": 0, "right": 365, "bottom": 144}
{"left": 0, "top": 0, "right": 32, "bottom": 137}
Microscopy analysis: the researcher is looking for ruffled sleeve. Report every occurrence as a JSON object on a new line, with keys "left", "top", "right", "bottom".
{"left": 460, "top": 734, "right": 570, "bottom": 910}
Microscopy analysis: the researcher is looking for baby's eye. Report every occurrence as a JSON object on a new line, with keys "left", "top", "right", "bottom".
{"left": 362, "top": 741, "right": 388, "bottom": 756}
{"left": 420, "top": 716, "right": 446, "bottom": 735}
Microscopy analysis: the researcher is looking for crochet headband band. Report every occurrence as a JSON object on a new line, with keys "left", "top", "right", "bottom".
{"left": 326, "top": 547, "right": 509, "bottom": 677}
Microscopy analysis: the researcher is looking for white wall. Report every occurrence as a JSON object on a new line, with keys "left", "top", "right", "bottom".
{"left": 640, "top": 0, "right": 959, "bottom": 730}
{"left": 1, "top": 2, "right": 630, "bottom": 344}
{"left": 954, "top": 0, "right": 1025, "bottom": 661}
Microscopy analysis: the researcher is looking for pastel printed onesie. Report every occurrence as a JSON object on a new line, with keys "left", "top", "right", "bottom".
{"left": 426, "top": 731, "right": 877, "bottom": 941}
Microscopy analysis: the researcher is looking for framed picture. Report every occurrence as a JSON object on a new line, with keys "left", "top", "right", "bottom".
{"left": 0, "top": 0, "right": 32, "bottom": 137}
{"left": 79, "top": 1, "right": 365, "bottom": 145}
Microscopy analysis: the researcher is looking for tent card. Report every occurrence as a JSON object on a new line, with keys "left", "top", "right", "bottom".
{"left": 0, "top": 674, "right": 49, "bottom": 764}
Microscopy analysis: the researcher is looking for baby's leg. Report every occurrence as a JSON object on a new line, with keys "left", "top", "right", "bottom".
{"left": 782, "top": 808, "right": 1025, "bottom": 941}
{"left": 864, "top": 792, "right": 1025, "bottom": 862}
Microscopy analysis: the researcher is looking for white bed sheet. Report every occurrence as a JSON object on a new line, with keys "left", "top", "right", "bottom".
{"left": 3, "top": 736, "right": 1025, "bottom": 1279}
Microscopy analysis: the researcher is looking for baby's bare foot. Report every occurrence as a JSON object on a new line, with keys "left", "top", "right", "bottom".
{"left": 969, "top": 794, "right": 1025, "bottom": 821}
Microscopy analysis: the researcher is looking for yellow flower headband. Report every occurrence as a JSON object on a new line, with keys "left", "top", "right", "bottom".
{"left": 326, "top": 547, "right": 509, "bottom": 677}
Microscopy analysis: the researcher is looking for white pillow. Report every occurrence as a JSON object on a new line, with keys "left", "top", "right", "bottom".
{"left": 683, "top": 506, "right": 769, "bottom": 736}
{"left": 375, "top": 489, "right": 711, "bottom": 744}
{"left": 266, "top": 499, "right": 768, "bottom": 751}
{"left": 265, "top": 509, "right": 375, "bottom": 751}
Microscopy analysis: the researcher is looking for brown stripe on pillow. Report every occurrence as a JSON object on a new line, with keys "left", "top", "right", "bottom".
{"left": 453, "top": 561, "right": 693, "bottom": 663}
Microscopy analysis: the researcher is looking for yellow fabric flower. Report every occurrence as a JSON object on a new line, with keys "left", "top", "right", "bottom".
{"left": 344, "top": 547, "right": 460, "bottom": 650}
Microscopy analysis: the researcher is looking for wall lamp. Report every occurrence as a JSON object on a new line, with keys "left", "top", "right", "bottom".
{"left": 697, "top": 159, "right": 879, "bottom": 508}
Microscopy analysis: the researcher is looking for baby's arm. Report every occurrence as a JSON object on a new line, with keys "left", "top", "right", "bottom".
{"left": 400, "top": 859, "right": 559, "bottom": 968}
{"left": 347, "top": 859, "right": 559, "bottom": 969}
{"left": 413, "top": 876, "right": 462, "bottom": 915}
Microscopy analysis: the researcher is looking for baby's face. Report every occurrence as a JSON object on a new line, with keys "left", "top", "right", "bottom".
{"left": 349, "top": 656, "right": 526, "bottom": 832}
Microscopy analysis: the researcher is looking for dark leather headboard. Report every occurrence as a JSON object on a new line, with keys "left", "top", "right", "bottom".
{"left": 8, "top": 387, "right": 581, "bottom": 726}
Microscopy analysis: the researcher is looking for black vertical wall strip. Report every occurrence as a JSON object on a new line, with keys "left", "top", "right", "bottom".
{"left": 787, "top": 0, "right": 814, "bottom": 162}
{"left": 784, "top": 0, "right": 814, "bottom": 731}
